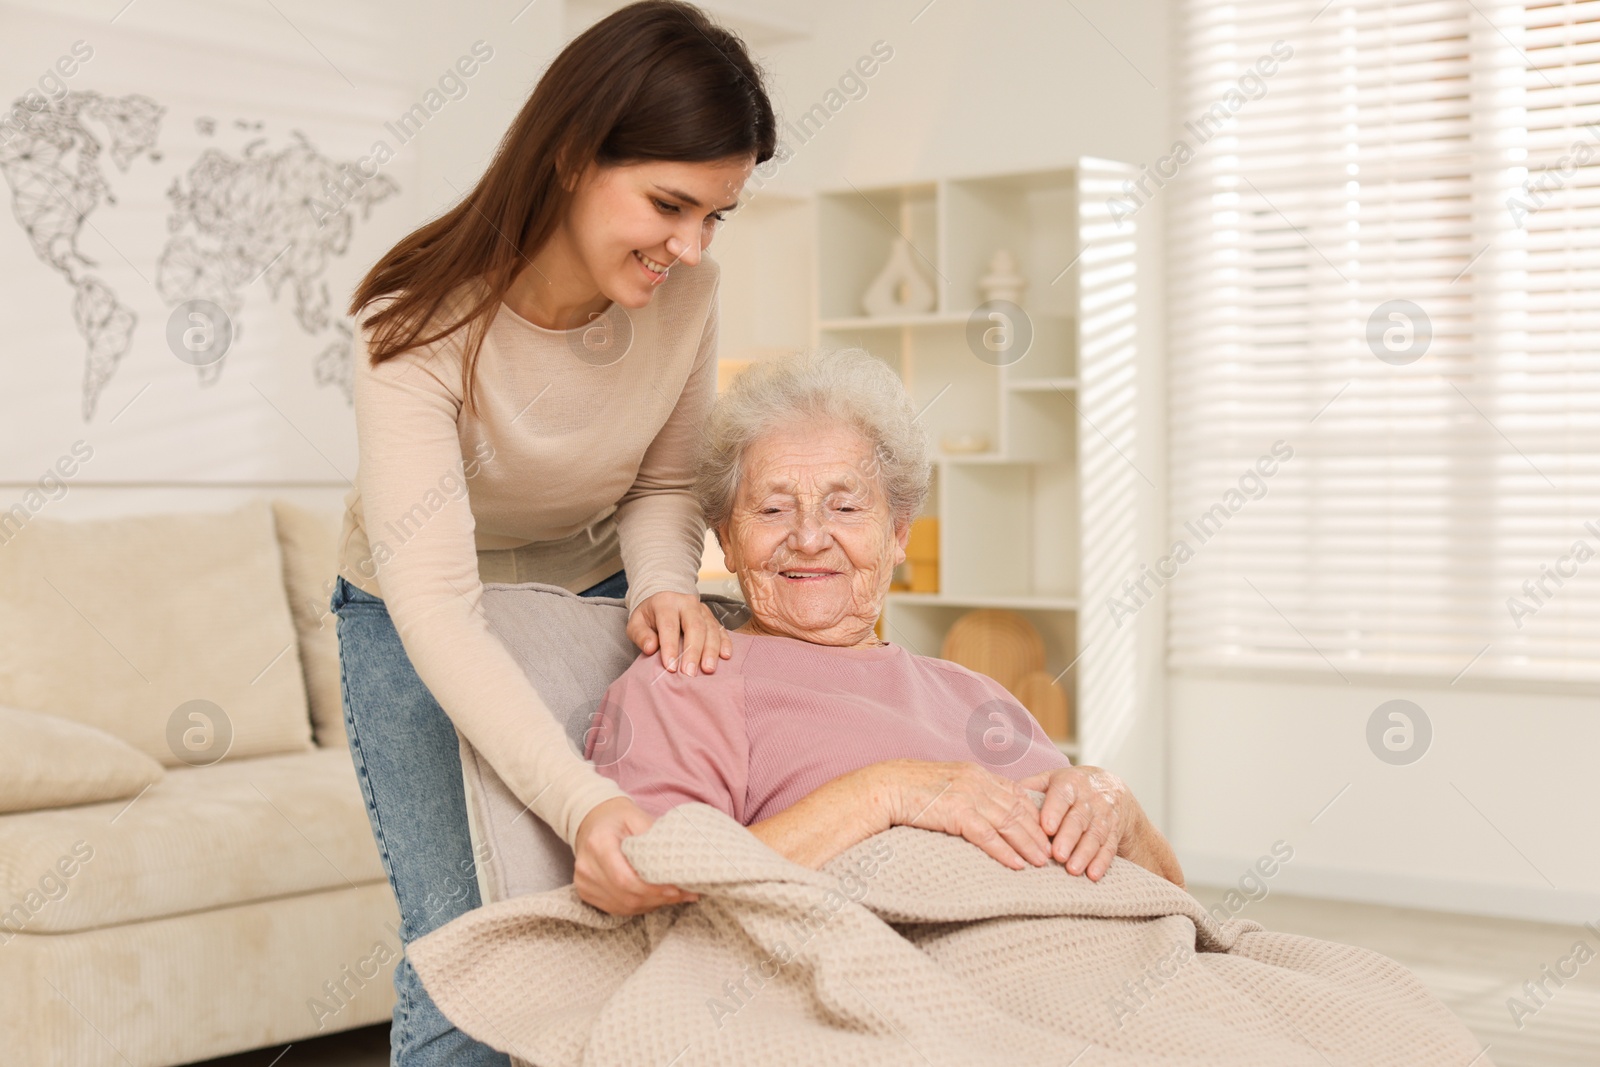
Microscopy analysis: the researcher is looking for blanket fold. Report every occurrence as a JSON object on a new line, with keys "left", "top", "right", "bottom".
{"left": 409, "top": 803, "right": 1489, "bottom": 1067}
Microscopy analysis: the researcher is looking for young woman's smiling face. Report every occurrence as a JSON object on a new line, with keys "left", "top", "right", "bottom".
{"left": 565, "top": 155, "right": 753, "bottom": 309}
{"left": 719, "top": 419, "right": 910, "bottom": 648}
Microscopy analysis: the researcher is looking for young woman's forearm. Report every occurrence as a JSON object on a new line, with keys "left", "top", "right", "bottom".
{"left": 746, "top": 766, "right": 891, "bottom": 869}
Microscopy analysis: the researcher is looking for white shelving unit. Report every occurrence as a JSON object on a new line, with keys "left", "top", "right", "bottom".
{"left": 813, "top": 160, "right": 1140, "bottom": 763}
{"left": 708, "top": 160, "right": 1141, "bottom": 766}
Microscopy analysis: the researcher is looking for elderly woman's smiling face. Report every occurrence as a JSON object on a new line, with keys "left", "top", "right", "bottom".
{"left": 719, "top": 418, "right": 909, "bottom": 648}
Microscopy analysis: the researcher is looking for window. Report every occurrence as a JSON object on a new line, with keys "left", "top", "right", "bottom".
{"left": 1166, "top": 0, "right": 1600, "bottom": 683}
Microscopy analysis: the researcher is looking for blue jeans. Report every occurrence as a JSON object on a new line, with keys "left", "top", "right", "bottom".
{"left": 332, "top": 569, "right": 628, "bottom": 1067}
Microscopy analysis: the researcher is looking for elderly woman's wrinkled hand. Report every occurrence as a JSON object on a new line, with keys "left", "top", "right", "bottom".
{"left": 882, "top": 759, "right": 1055, "bottom": 871}
{"left": 1019, "top": 765, "right": 1185, "bottom": 887}
{"left": 1017, "top": 765, "right": 1134, "bottom": 881}
{"left": 627, "top": 590, "right": 734, "bottom": 676}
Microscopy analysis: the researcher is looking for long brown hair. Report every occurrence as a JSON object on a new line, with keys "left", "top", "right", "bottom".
{"left": 349, "top": 0, "right": 776, "bottom": 414}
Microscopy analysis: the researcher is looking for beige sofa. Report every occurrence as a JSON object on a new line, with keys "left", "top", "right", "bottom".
{"left": 0, "top": 498, "right": 398, "bottom": 1067}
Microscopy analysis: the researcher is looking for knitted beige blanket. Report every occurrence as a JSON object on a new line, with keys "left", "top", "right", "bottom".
{"left": 409, "top": 802, "right": 1489, "bottom": 1067}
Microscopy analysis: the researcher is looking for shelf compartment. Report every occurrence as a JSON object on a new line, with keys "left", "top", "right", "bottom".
{"left": 934, "top": 458, "right": 1079, "bottom": 600}
{"left": 1001, "top": 312, "right": 1078, "bottom": 382}
{"left": 943, "top": 168, "right": 1079, "bottom": 317}
{"left": 1001, "top": 388, "right": 1076, "bottom": 464}
{"left": 904, "top": 325, "right": 1001, "bottom": 461}
{"left": 1030, "top": 459, "right": 1079, "bottom": 596}
{"left": 937, "top": 462, "right": 1032, "bottom": 598}
{"left": 816, "top": 182, "right": 939, "bottom": 321}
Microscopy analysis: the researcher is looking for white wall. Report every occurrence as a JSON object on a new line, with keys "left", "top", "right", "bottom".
{"left": 1169, "top": 673, "right": 1600, "bottom": 924}
{"left": 0, "top": 0, "right": 566, "bottom": 523}
{"left": 743, "top": 1, "right": 1167, "bottom": 190}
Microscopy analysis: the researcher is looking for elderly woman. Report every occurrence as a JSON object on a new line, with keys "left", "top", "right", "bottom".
{"left": 586, "top": 348, "right": 1182, "bottom": 897}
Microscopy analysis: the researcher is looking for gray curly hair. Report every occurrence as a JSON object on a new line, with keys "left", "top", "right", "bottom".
{"left": 696, "top": 347, "right": 932, "bottom": 531}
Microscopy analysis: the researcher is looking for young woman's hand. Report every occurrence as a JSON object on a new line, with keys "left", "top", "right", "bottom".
{"left": 572, "top": 796, "right": 700, "bottom": 915}
{"left": 627, "top": 590, "right": 733, "bottom": 676}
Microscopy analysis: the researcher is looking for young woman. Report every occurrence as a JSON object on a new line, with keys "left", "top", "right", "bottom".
{"left": 328, "top": 3, "right": 775, "bottom": 1063}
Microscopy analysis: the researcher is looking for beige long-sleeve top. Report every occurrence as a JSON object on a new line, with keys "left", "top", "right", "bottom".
{"left": 337, "top": 256, "right": 719, "bottom": 845}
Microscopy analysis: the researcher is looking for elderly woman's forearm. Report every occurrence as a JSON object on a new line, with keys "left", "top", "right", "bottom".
{"left": 746, "top": 768, "right": 890, "bottom": 869}
{"left": 1124, "top": 817, "right": 1185, "bottom": 888}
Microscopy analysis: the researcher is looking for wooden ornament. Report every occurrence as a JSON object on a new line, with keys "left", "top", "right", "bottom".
{"left": 1015, "top": 670, "right": 1072, "bottom": 742}
{"left": 940, "top": 609, "right": 1046, "bottom": 694}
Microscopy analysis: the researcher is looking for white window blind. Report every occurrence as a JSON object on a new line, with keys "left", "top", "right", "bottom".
{"left": 1166, "top": 0, "right": 1600, "bottom": 683}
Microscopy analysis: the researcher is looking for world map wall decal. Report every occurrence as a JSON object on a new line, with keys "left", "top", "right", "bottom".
{"left": 0, "top": 90, "right": 398, "bottom": 421}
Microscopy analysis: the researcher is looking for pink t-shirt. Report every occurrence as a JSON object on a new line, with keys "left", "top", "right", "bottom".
{"left": 585, "top": 630, "right": 1071, "bottom": 824}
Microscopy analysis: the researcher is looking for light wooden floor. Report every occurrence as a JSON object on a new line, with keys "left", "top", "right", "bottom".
{"left": 1189, "top": 884, "right": 1600, "bottom": 1067}
{"left": 186, "top": 892, "right": 1599, "bottom": 1067}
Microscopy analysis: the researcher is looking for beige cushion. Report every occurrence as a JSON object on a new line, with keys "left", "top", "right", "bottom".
{"left": 0, "top": 705, "right": 164, "bottom": 814}
{"left": 0, "top": 748, "right": 385, "bottom": 933}
{"left": 0, "top": 498, "right": 313, "bottom": 766}
{"left": 271, "top": 500, "right": 345, "bottom": 747}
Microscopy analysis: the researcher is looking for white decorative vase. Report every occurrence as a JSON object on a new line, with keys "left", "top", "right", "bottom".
{"left": 978, "top": 248, "right": 1027, "bottom": 306}
{"left": 862, "top": 239, "right": 936, "bottom": 317}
